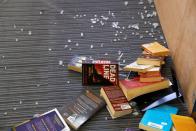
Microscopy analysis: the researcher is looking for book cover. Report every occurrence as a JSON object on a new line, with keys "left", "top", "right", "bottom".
{"left": 142, "top": 42, "right": 169, "bottom": 56}
{"left": 68, "top": 55, "right": 92, "bottom": 73}
{"left": 59, "top": 90, "right": 105, "bottom": 130}
{"left": 13, "top": 108, "right": 70, "bottom": 131}
{"left": 136, "top": 54, "right": 165, "bottom": 66}
{"left": 82, "top": 60, "right": 118, "bottom": 86}
{"left": 100, "top": 86, "right": 132, "bottom": 119}
{"left": 171, "top": 114, "right": 196, "bottom": 131}
{"left": 130, "top": 87, "right": 180, "bottom": 111}
{"left": 139, "top": 105, "right": 178, "bottom": 131}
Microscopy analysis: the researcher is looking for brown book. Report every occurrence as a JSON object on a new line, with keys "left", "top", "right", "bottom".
{"left": 141, "top": 42, "right": 170, "bottom": 56}
{"left": 119, "top": 77, "right": 171, "bottom": 101}
{"left": 136, "top": 54, "right": 165, "bottom": 66}
{"left": 100, "top": 86, "right": 132, "bottom": 119}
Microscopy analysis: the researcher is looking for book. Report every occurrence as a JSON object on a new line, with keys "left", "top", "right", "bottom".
{"left": 68, "top": 55, "right": 92, "bottom": 73}
{"left": 123, "top": 61, "right": 154, "bottom": 73}
{"left": 142, "top": 42, "right": 170, "bottom": 56}
{"left": 139, "top": 105, "right": 178, "bottom": 131}
{"left": 145, "top": 67, "right": 161, "bottom": 73}
{"left": 171, "top": 114, "right": 196, "bottom": 131}
{"left": 136, "top": 54, "right": 165, "bottom": 66}
{"left": 82, "top": 60, "right": 118, "bottom": 86}
{"left": 119, "top": 77, "right": 171, "bottom": 101}
{"left": 130, "top": 87, "right": 180, "bottom": 111}
{"left": 139, "top": 72, "right": 163, "bottom": 82}
{"left": 100, "top": 86, "right": 132, "bottom": 119}
{"left": 12, "top": 108, "right": 70, "bottom": 131}
{"left": 59, "top": 90, "right": 105, "bottom": 130}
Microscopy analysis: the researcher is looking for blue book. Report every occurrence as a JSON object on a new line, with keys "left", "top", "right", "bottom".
{"left": 139, "top": 105, "right": 178, "bottom": 131}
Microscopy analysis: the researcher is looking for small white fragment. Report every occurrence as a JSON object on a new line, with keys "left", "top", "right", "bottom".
{"left": 124, "top": 1, "right": 128, "bottom": 6}
{"left": 40, "top": 11, "right": 43, "bottom": 15}
{"left": 123, "top": 59, "right": 126, "bottom": 63}
{"left": 100, "top": 43, "right": 104, "bottom": 47}
{"left": 20, "top": 28, "right": 24, "bottom": 32}
{"left": 100, "top": 21, "right": 104, "bottom": 26}
{"left": 152, "top": 23, "right": 159, "bottom": 28}
{"left": 60, "top": 10, "right": 64, "bottom": 14}
{"left": 132, "top": 111, "right": 139, "bottom": 116}
{"left": 48, "top": 48, "right": 52, "bottom": 51}
{"left": 64, "top": 45, "right": 68, "bottom": 48}
{"left": 4, "top": 112, "right": 8, "bottom": 115}
{"left": 13, "top": 107, "right": 17, "bottom": 110}
{"left": 35, "top": 101, "right": 39, "bottom": 105}
{"left": 28, "top": 31, "right": 32, "bottom": 35}
{"left": 91, "top": 25, "right": 94, "bottom": 28}
{"left": 4, "top": 66, "right": 7, "bottom": 70}
{"left": 113, "top": 39, "right": 117, "bottom": 42}
{"left": 148, "top": 0, "right": 153, "bottom": 4}
{"left": 59, "top": 60, "right": 63, "bottom": 65}
{"left": 160, "top": 35, "right": 164, "bottom": 40}
{"left": 90, "top": 45, "right": 94, "bottom": 49}
{"left": 15, "top": 38, "right": 18, "bottom": 42}
{"left": 75, "top": 43, "right": 79, "bottom": 46}
{"left": 80, "top": 32, "right": 84, "bottom": 37}
{"left": 141, "top": 13, "right": 144, "bottom": 19}
{"left": 14, "top": 24, "right": 16, "bottom": 29}
{"left": 104, "top": 53, "right": 108, "bottom": 56}
{"left": 117, "top": 53, "right": 124, "bottom": 61}
{"left": 130, "top": 24, "right": 140, "bottom": 30}
{"left": 105, "top": 117, "right": 108, "bottom": 120}
{"left": 83, "top": 14, "right": 86, "bottom": 16}
{"left": 67, "top": 39, "right": 72, "bottom": 43}
{"left": 19, "top": 100, "right": 23, "bottom": 104}
{"left": 101, "top": 16, "right": 109, "bottom": 20}
{"left": 37, "top": 84, "right": 40, "bottom": 87}
{"left": 112, "top": 22, "right": 120, "bottom": 28}
{"left": 67, "top": 81, "right": 70, "bottom": 84}
{"left": 69, "top": 48, "right": 72, "bottom": 51}
{"left": 2, "top": 56, "right": 5, "bottom": 58}
{"left": 138, "top": 1, "right": 144, "bottom": 5}
{"left": 33, "top": 114, "right": 40, "bottom": 118}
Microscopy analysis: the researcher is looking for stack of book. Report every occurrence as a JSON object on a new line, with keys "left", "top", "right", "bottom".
{"left": 122, "top": 42, "right": 171, "bottom": 101}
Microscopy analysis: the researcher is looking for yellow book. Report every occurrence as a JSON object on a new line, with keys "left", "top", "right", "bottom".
{"left": 142, "top": 42, "right": 169, "bottom": 56}
{"left": 171, "top": 114, "right": 196, "bottom": 131}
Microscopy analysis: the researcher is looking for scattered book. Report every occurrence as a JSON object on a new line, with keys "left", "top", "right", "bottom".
{"left": 68, "top": 55, "right": 92, "bottom": 73}
{"left": 136, "top": 54, "right": 165, "bottom": 66}
{"left": 12, "top": 108, "right": 70, "bottom": 131}
{"left": 119, "top": 77, "right": 171, "bottom": 101}
{"left": 131, "top": 88, "right": 179, "bottom": 111}
{"left": 139, "top": 72, "right": 163, "bottom": 82}
{"left": 123, "top": 61, "right": 154, "bottom": 73}
{"left": 82, "top": 60, "right": 118, "bottom": 86}
{"left": 142, "top": 42, "right": 170, "bottom": 56}
{"left": 59, "top": 90, "right": 105, "bottom": 130}
{"left": 171, "top": 114, "right": 196, "bottom": 131}
{"left": 139, "top": 105, "right": 178, "bottom": 131}
{"left": 100, "top": 86, "right": 132, "bottom": 119}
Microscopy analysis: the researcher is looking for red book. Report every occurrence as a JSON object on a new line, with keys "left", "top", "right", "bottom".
{"left": 100, "top": 86, "right": 132, "bottom": 119}
{"left": 119, "top": 77, "right": 171, "bottom": 101}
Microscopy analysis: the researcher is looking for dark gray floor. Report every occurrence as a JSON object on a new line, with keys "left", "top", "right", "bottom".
{"left": 0, "top": 0, "right": 188, "bottom": 130}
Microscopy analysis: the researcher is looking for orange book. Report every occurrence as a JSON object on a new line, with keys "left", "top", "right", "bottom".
{"left": 119, "top": 77, "right": 171, "bottom": 101}
{"left": 142, "top": 42, "right": 169, "bottom": 56}
{"left": 171, "top": 114, "right": 196, "bottom": 131}
{"left": 139, "top": 72, "right": 163, "bottom": 82}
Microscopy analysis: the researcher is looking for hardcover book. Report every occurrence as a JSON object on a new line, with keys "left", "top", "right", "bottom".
{"left": 139, "top": 72, "right": 163, "bottom": 82}
{"left": 142, "top": 42, "right": 170, "bottom": 56}
{"left": 119, "top": 77, "right": 171, "bottom": 101}
{"left": 59, "top": 90, "right": 105, "bottom": 130}
{"left": 123, "top": 61, "right": 154, "bottom": 73}
{"left": 139, "top": 105, "right": 178, "bottom": 131}
{"left": 68, "top": 55, "right": 92, "bottom": 73}
{"left": 100, "top": 86, "right": 132, "bottom": 119}
{"left": 82, "top": 60, "right": 118, "bottom": 86}
{"left": 12, "top": 108, "right": 70, "bottom": 131}
{"left": 171, "top": 114, "right": 196, "bottom": 131}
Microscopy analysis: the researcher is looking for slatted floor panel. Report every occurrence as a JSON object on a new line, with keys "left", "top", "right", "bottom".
{"left": 0, "top": 0, "right": 188, "bottom": 130}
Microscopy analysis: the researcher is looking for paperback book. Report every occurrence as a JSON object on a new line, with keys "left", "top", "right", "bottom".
{"left": 82, "top": 60, "right": 118, "bottom": 86}
{"left": 59, "top": 90, "right": 105, "bottom": 130}
{"left": 12, "top": 108, "right": 70, "bottom": 131}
